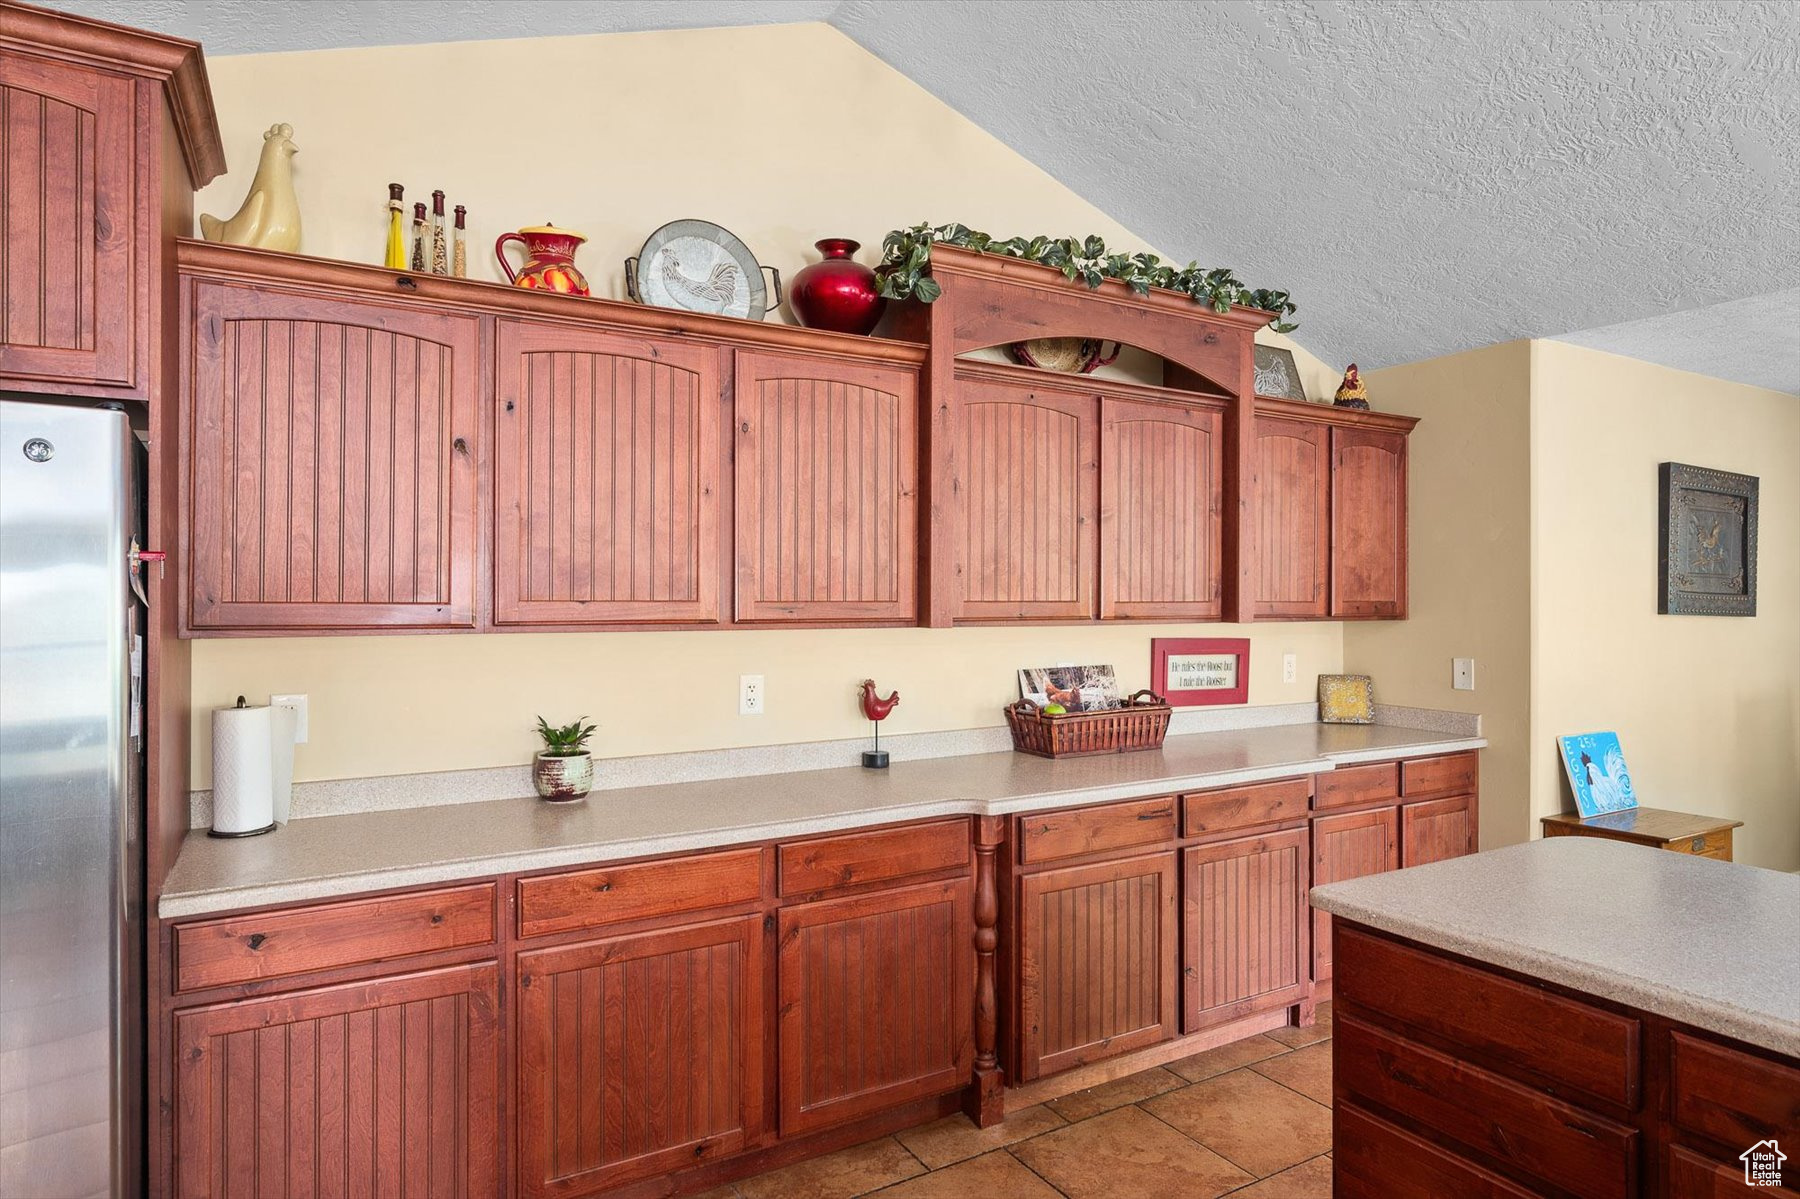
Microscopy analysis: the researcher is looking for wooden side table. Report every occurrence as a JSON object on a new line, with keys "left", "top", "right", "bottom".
{"left": 1540, "top": 807, "right": 1742, "bottom": 861}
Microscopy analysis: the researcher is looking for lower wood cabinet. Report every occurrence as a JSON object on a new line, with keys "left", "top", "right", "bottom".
{"left": 1311, "top": 808, "right": 1399, "bottom": 982}
{"left": 1017, "top": 852, "right": 1178, "bottom": 1081}
{"left": 170, "top": 963, "right": 501, "bottom": 1199}
{"left": 1182, "top": 828, "right": 1309, "bottom": 1032}
{"left": 515, "top": 916, "right": 765, "bottom": 1198}
{"left": 1400, "top": 793, "right": 1477, "bottom": 867}
{"left": 777, "top": 879, "right": 972, "bottom": 1136}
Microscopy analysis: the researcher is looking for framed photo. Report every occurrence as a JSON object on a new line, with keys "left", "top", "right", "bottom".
{"left": 1318, "top": 674, "right": 1375, "bottom": 724}
{"left": 1151, "top": 638, "right": 1248, "bottom": 707}
{"left": 1253, "top": 345, "right": 1308, "bottom": 402}
{"left": 1659, "top": 462, "right": 1758, "bottom": 616}
{"left": 1556, "top": 732, "right": 1639, "bottom": 817}
{"left": 1017, "top": 664, "right": 1121, "bottom": 712}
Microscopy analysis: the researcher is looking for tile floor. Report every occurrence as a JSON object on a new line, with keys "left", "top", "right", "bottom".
{"left": 708, "top": 1004, "right": 1335, "bottom": 1199}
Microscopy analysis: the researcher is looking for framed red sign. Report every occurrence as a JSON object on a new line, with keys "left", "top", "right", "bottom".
{"left": 1151, "top": 637, "right": 1250, "bottom": 707}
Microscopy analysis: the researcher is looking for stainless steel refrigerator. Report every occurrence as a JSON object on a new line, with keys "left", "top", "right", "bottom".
{"left": 0, "top": 397, "right": 142, "bottom": 1199}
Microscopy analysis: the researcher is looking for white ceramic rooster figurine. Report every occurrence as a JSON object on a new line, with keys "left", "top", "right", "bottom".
{"left": 200, "top": 123, "right": 301, "bottom": 251}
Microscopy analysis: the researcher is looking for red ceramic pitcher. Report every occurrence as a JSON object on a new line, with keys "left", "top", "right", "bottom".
{"left": 495, "top": 223, "right": 590, "bottom": 296}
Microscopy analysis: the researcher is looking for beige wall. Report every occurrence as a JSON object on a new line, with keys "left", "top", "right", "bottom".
{"left": 1530, "top": 341, "right": 1800, "bottom": 870}
{"left": 192, "top": 623, "right": 1344, "bottom": 787}
{"left": 1346, "top": 341, "right": 1534, "bottom": 851}
{"left": 189, "top": 23, "right": 1346, "bottom": 789}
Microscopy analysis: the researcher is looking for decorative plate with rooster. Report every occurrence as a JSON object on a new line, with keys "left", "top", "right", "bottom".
{"left": 627, "top": 219, "right": 770, "bottom": 321}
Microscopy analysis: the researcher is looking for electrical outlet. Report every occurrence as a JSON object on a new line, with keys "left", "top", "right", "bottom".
{"left": 271, "top": 693, "right": 309, "bottom": 743}
{"left": 1452, "top": 658, "right": 1476, "bottom": 691}
{"left": 1282, "top": 653, "right": 1297, "bottom": 684}
{"left": 739, "top": 675, "right": 765, "bottom": 716}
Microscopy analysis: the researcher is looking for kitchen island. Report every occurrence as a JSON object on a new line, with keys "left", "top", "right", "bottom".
{"left": 1313, "top": 837, "right": 1800, "bottom": 1198}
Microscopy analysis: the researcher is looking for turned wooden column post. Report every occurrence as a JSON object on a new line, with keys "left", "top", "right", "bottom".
{"left": 966, "top": 815, "right": 1006, "bottom": 1126}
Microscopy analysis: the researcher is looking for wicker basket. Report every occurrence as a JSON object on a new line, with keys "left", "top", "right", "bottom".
{"left": 1005, "top": 690, "right": 1171, "bottom": 758}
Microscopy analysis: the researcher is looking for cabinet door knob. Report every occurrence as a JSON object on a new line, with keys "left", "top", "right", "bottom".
{"left": 246, "top": 933, "right": 266, "bottom": 951}
{"left": 453, "top": 437, "right": 469, "bottom": 455}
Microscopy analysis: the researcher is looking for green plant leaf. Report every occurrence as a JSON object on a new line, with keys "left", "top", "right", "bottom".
{"left": 914, "top": 276, "right": 942, "bottom": 303}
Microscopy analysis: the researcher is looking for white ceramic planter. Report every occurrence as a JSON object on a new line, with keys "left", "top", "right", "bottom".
{"left": 533, "top": 751, "right": 593, "bottom": 801}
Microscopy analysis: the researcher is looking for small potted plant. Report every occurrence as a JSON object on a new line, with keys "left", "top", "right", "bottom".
{"left": 533, "top": 716, "right": 596, "bottom": 802}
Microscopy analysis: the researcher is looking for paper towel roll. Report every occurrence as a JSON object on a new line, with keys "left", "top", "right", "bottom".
{"left": 212, "top": 701, "right": 276, "bottom": 836}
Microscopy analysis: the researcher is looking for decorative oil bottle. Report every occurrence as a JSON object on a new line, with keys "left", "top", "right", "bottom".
{"left": 430, "top": 189, "right": 449, "bottom": 276}
{"left": 452, "top": 204, "right": 467, "bottom": 278}
{"left": 383, "top": 183, "right": 407, "bottom": 269}
{"left": 410, "top": 201, "right": 426, "bottom": 272}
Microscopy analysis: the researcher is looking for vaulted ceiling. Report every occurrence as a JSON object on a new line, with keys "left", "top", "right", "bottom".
{"left": 60, "top": 0, "right": 1800, "bottom": 393}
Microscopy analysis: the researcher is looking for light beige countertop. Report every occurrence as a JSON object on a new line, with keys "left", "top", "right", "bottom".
{"left": 160, "top": 722, "right": 1481, "bottom": 918}
{"left": 1312, "top": 837, "right": 1800, "bottom": 1057}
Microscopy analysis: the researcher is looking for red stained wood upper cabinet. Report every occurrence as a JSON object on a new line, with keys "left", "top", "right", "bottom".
{"left": 1311, "top": 807, "right": 1398, "bottom": 981}
{"left": 170, "top": 963, "right": 501, "bottom": 1199}
{"left": 1183, "top": 828, "right": 1309, "bottom": 1032}
{"left": 777, "top": 878, "right": 972, "bottom": 1136}
{"left": 1252, "top": 415, "right": 1330, "bottom": 618}
{"left": 183, "top": 280, "right": 481, "bottom": 632}
{"left": 1330, "top": 426, "right": 1408, "bottom": 618}
{"left": 734, "top": 349, "right": 919, "bottom": 623}
{"left": 493, "top": 320, "right": 724, "bottom": 626}
{"left": 1016, "top": 852, "right": 1178, "bottom": 1081}
{"left": 1099, "top": 398, "right": 1223, "bottom": 620}
{"left": 516, "top": 916, "right": 765, "bottom": 1198}
{"left": 0, "top": 51, "right": 138, "bottom": 393}
{"left": 951, "top": 372, "right": 1098, "bottom": 621}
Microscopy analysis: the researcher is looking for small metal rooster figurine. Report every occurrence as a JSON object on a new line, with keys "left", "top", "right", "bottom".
{"left": 1333, "top": 363, "right": 1371, "bottom": 410}
{"left": 858, "top": 679, "right": 900, "bottom": 769}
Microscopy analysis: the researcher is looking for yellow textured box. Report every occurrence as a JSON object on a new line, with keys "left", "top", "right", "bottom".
{"left": 1319, "top": 674, "right": 1375, "bottom": 724}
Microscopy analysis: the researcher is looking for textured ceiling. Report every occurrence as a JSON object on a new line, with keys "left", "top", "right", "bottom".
{"left": 55, "top": 0, "right": 1800, "bottom": 393}
{"left": 56, "top": 0, "right": 841, "bottom": 53}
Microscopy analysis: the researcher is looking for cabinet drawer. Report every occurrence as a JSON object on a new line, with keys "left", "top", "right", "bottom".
{"left": 780, "top": 819, "right": 969, "bottom": 897}
{"left": 1669, "top": 1144, "right": 1800, "bottom": 1198}
{"left": 1019, "top": 797, "right": 1176, "bottom": 864}
{"left": 1336, "top": 1102, "right": 1536, "bottom": 1199}
{"left": 1314, "top": 762, "right": 1399, "bottom": 810}
{"left": 1400, "top": 752, "right": 1477, "bottom": 797}
{"left": 1671, "top": 1032, "right": 1800, "bottom": 1171}
{"left": 1334, "top": 925, "right": 1640, "bottom": 1109}
{"left": 517, "top": 847, "right": 764, "bottom": 938}
{"left": 1337, "top": 1015, "right": 1637, "bottom": 1199}
{"left": 1182, "top": 778, "right": 1309, "bottom": 838}
{"left": 174, "top": 884, "right": 496, "bottom": 992}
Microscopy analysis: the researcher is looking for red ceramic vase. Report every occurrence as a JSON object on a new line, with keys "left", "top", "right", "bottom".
{"left": 789, "top": 238, "right": 886, "bottom": 335}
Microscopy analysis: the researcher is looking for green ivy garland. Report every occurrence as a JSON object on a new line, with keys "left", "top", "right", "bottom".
{"left": 873, "top": 222, "right": 1298, "bottom": 333}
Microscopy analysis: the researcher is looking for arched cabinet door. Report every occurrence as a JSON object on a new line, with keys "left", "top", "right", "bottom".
{"left": 492, "top": 320, "right": 724, "bottom": 626}
{"left": 1252, "top": 416, "right": 1330, "bottom": 618}
{"left": 184, "top": 281, "right": 481, "bottom": 632}
{"left": 733, "top": 350, "right": 919, "bottom": 624}
{"left": 1331, "top": 426, "right": 1408, "bottom": 618}
{"left": 1099, "top": 397, "right": 1223, "bottom": 620}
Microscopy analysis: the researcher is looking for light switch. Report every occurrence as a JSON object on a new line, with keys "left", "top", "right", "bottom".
{"left": 1452, "top": 659, "right": 1476, "bottom": 691}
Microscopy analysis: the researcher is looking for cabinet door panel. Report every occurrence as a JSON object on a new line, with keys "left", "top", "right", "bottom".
{"left": 953, "top": 375, "right": 1097, "bottom": 620}
{"left": 186, "top": 282, "right": 481, "bottom": 630}
{"left": 494, "top": 321, "right": 722, "bottom": 625}
{"left": 735, "top": 350, "right": 918, "bottom": 623}
{"left": 1183, "top": 829, "right": 1308, "bottom": 1032}
{"left": 1311, "top": 807, "right": 1398, "bottom": 981}
{"left": 1401, "top": 794, "right": 1477, "bottom": 868}
{"left": 0, "top": 53, "right": 137, "bottom": 391}
{"left": 517, "top": 916, "right": 764, "bottom": 1198}
{"left": 1017, "top": 852, "right": 1177, "bottom": 1080}
{"left": 778, "top": 879, "right": 972, "bottom": 1136}
{"left": 1100, "top": 398, "right": 1222, "bottom": 619}
{"left": 1253, "top": 416, "right": 1329, "bottom": 617}
{"left": 1331, "top": 426, "right": 1408, "bottom": 617}
{"left": 171, "top": 964, "right": 501, "bottom": 1199}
